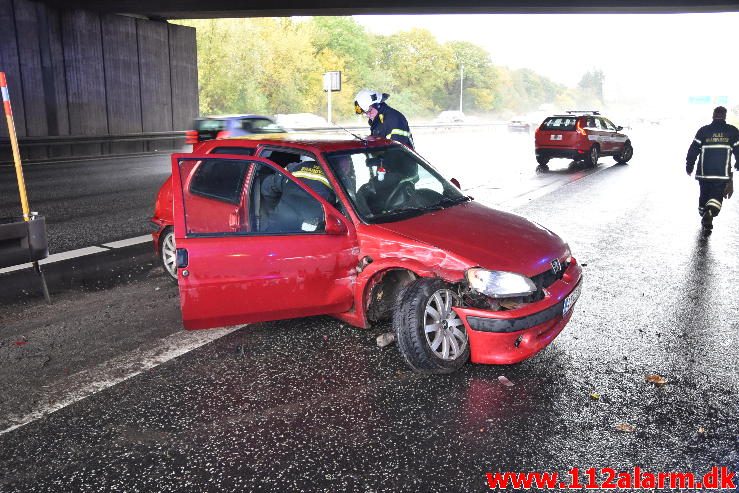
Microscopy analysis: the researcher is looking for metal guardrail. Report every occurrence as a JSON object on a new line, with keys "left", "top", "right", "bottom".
{"left": 0, "top": 131, "right": 186, "bottom": 148}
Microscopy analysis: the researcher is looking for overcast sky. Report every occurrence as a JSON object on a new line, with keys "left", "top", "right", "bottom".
{"left": 354, "top": 13, "right": 739, "bottom": 113}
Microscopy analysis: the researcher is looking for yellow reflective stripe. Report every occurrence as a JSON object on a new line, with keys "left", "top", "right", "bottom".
{"left": 291, "top": 171, "right": 332, "bottom": 189}
{"left": 386, "top": 129, "right": 412, "bottom": 139}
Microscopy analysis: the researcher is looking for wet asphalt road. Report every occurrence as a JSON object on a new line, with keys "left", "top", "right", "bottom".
{"left": 0, "top": 153, "right": 174, "bottom": 254}
{"left": 1, "top": 125, "right": 738, "bottom": 491}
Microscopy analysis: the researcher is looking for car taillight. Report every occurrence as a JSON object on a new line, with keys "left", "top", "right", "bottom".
{"left": 185, "top": 130, "right": 198, "bottom": 144}
{"left": 216, "top": 130, "right": 230, "bottom": 139}
{"left": 575, "top": 120, "right": 587, "bottom": 136}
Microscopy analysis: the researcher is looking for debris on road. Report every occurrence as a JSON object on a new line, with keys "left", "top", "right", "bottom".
{"left": 498, "top": 375, "right": 514, "bottom": 387}
{"left": 376, "top": 332, "right": 395, "bottom": 348}
{"left": 590, "top": 392, "right": 601, "bottom": 400}
{"left": 615, "top": 423, "right": 636, "bottom": 433}
{"left": 645, "top": 374, "right": 668, "bottom": 385}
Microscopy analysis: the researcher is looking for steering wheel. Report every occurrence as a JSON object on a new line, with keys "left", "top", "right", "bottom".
{"left": 383, "top": 180, "right": 415, "bottom": 210}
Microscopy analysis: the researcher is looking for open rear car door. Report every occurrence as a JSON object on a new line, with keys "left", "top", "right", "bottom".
{"left": 171, "top": 153, "right": 357, "bottom": 329}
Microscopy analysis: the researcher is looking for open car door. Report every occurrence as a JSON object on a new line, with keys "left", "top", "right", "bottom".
{"left": 171, "top": 153, "right": 357, "bottom": 329}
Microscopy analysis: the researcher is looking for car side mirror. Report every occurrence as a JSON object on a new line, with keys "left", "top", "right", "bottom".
{"left": 450, "top": 178, "right": 461, "bottom": 189}
{"left": 616, "top": 126, "right": 623, "bottom": 131}
{"left": 325, "top": 211, "right": 348, "bottom": 235}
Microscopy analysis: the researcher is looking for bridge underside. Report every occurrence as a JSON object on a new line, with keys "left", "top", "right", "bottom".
{"left": 43, "top": 0, "right": 739, "bottom": 18}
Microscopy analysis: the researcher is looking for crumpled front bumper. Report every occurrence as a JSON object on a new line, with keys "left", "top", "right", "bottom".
{"left": 453, "top": 258, "right": 583, "bottom": 365}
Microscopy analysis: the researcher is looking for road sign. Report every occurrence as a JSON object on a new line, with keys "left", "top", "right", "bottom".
{"left": 323, "top": 71, "right": 341, "bottom": 92}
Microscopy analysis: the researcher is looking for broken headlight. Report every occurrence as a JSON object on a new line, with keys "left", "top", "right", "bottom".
{"left": 465, "top": 268, "right": 536, "bottom": 299}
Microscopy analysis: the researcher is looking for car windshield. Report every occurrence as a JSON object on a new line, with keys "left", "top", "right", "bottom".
{"left": 325, "top": 146, "right": 469, "bottom": 223}
{"left": 242, "top": 118, "right": 285, "bottom": 133}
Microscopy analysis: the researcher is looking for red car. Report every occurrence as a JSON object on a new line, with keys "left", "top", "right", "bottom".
{"left": 151, "top": 135, "right": 582, "bottom": 373}
{"left": 534, "top": 111, "right": 633, "bottom": 171}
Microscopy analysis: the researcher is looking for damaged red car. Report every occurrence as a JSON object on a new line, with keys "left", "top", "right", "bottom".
{"left": 153, "top": 135, "right": 583, "bottom": 374}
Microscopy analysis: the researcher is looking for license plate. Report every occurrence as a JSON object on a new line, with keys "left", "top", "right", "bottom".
{"left": 550, "top": 134, "right": 563, "bottom": 141}
{"left": 562, "top": 282, "right": 582, "bottom": 316}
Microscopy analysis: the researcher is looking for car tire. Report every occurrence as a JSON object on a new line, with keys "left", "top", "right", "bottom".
{"left": 159, "top": 227, "right": 177, "bottom": 283}
{"left": 536, "top": 156, "right": 550, "bottom": 166}
{"left": 536, "top": 164, "right": 549, "bottom": 173}
{"left": 614, "top": 142, "right": 633, "bottom": 164}
{"left": 393, "top": 278, "right": 469, "bottom": 374}
{"left": 585, "top": 145, "right": 599, "bottom": 167}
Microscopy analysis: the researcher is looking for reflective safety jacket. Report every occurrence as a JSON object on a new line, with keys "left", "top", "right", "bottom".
{"left": 369, "top": 103, "right": 414, "bottom": 149}
{"left": 686, "top": 120, "right": 739, "bottom": 180}
{"left": 261, "top": 161, "right": 335, "bottom": 232}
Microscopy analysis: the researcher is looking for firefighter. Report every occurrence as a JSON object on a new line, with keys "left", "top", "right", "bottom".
{"left": 261, "top": 160, "right": 335, "bottom": 233}
{"left": 686, "top": 106, "right": 739, "bottom": 235}
{"left": 354, "top": 89, "right": 414, "bottom": 149}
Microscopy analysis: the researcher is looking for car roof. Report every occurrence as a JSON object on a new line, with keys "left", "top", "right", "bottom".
{"left": 195, "top": 133, "right": 397, "bottom": 154}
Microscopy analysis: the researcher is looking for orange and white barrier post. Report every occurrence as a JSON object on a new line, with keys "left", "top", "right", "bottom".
{"left": 1, "top": 71, "right": 50, "bottom": 302}
{"left": 1, "top": 71, "right": 30, "bottom": 220}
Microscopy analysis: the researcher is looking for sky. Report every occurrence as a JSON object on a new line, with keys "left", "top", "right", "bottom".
{"left": 354, "top": 13, "right": 739, "bottom": 115}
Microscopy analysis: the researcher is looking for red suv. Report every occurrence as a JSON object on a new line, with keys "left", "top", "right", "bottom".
{"left": 534, "top": 111, "right": 633, "bottom": 171}
{"left": 152, "top": 136, "right": 582, "bottom": 373}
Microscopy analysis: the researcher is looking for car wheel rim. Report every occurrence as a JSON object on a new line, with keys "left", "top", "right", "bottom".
{"left": 591, "top": 148, "right": 598, "bottom": 162}
{"left": 424, "top": 289, "right": 467, "bottom": 361}
{"left": 623, "top": 145, "right": 632, "bottom": 160}
{"left": 162, "top": 232, "right": 177, "bottom": 278}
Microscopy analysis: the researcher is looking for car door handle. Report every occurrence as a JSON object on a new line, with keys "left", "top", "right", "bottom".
{"left": 176, "top": 248, "right": 189, "bottom": 268}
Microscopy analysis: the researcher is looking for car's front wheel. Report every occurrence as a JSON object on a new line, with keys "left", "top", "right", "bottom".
{"left": 159, "top": 227, "right": 177, "bottom": 282}
{"left": 394, "top": 278, "right": 469, "bottom": 374}
{"left": 614, "top": 142, "right": 633, "bottom": 164}
{"left": 585, "top": 145, "right": 599, "bottom": 167}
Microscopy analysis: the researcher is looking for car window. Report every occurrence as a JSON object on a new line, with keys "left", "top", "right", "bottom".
{"left": 240, "top": 118, "right": 285, "bottom": 134}
{"left": 211, "top": 146, "right": 256, "bottom": 156}
{"left": 326, "top": 146, "right": 467, "bottom": 223}
{"left": 194, "top": 119, "right": 226, "bottom": 132}
{"left": 541, "top": 117, "right": 577, "bottom": 131}
{"left": 189, "top": 158, "right": 249, "bottom": 204}
{"left": 258, "top": 148, "right": 314, "bottom": 168}
{"left": 584, "top": 117, "right": 597, "bottom": 129}
{"left": 600, "top": 118, "right": 616, "bottom": 131}
{"left": 250, "top": 163, "right": 326, "bottom": 234}
{"left": 179, "top": 158, "right": 252, "bottom": 236}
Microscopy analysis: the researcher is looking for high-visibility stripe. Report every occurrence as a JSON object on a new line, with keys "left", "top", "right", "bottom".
{"left": 702, "top": 144, "right": 731, "bottom": 149}
{"left": 733, "top": 141, "right": 739, "bottom": 147}
{"left": 386, "top": 129, "right": 412, "bottom": 139}
{"left": 292, "top": 171, "right": 332, "bottom": 188}
{"left": 1, "top": 86, "right": 9, "bottom": 102}
{"left": 694, "top": 138, "right": 702, "bottom": 145}
{"left": 706, "top": 199, "right": 722, "bottom": 210}
{"left": 3, "top": 100, "right": 11, "bottom": 116}
{"left": 0, "top": 72, "right": 6, "bottom": 87}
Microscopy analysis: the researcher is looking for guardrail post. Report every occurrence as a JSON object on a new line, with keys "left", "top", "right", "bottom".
{"left": 1, "top": 72, "right": 51, "bottom": 303}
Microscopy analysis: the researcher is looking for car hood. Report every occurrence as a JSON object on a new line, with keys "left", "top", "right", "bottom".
{"left": 376, "top": 201, "right": 568, "bottom": 277}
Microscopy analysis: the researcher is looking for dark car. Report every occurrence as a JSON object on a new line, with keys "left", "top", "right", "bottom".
{"left": 151, "top": 135, "right": 582, "bottom": 374}
{"left": 534, "top": 110, "right": 633, "bottom": 171}
{"left": 185, "top": 114, "right": 285, "bottom": 145}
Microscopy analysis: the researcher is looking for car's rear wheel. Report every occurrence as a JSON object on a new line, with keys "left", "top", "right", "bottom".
{"left": 614, "top": 142, "right": 633, "bottom": 164}
{"left": 159, "top": 227, "right": 177, "bottom": 282}
{"left": 585, "top": 145, "right": 599, "bottom": 167}
{"left": 394, "top": 278, "right": 469, "bottom": 374}
{"left": 536, "top": 155, "right": 550, "bottom": 166}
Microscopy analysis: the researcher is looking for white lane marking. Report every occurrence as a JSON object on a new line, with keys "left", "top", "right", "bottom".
{"left": 101, "top": 235, "right": 151, "bottom": 249}
{"left": 0, "top": 246, "right": 109, "bottom": 275}
{"left": 0, "top": 326, "right": 242, "bottom": 436}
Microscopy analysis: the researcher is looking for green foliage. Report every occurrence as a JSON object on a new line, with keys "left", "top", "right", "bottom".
{"left": 174, "top": 17, "right": 593, "bottom": 122}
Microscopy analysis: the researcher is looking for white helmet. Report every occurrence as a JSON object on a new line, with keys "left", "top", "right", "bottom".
{"left": 354, "top": 89, "right": 389, "bottom": 114}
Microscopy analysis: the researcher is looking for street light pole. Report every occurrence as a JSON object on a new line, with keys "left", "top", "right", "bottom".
{"left": 459, "top": 63, "right": 464, "bottom": 113}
